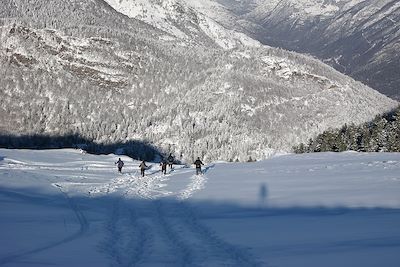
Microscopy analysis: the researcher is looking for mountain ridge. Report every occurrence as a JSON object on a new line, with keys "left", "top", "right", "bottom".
{"left": 181, "top": 0, "right": 400, "bottom": 100}
{"left": 0, "top": 0, "right": 397, "bottom": 162}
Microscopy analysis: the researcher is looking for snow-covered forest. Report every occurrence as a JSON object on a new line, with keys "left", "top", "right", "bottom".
{"left": 0, "top": 0, "right": 398, "bottom": 162}
{"left": 294, "top": 106, "right": 400, "bottom": 153}
{"left": 1, "top": 1, "right": 400, "bottom": 266}
{"left": 179, "top": 0, "right": 400, "bottom": 100}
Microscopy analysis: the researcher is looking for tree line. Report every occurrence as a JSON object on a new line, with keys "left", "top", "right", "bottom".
{"left": 293, "top": 106, "right": 400, "bottom": 153}
{"left": 0, "top": 133, "right": 162, "bottom": 161}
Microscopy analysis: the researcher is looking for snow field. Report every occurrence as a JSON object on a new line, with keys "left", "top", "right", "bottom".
{"left": 0, "top": 149, "right": 400, "bottom": 266}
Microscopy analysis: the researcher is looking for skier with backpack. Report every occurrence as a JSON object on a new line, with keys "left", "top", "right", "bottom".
{"left": 167, "top": 153, "right": 174, "bottom": 169}
{"left": 139, "top": 160, "right": 148, "bottom": 177}
{"left": 160, "top": 160, "right": 167, "bottom": 175}
{"left": 194, "top": 157, "right": 204, "bottom": 175}
{"left": 115, "top": 158, "right": 124, "bottom": 173}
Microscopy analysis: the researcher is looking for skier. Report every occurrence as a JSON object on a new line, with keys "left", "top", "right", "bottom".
{"left": 115, "top": 158, "right": 124, "bottom": 173}
{"left": 139, "top": 160, "right": 147, "bottom": 177}
{"left": 160, "top": 160, "right": 167, "bottom": 175}
{"left": 167, "top": 153, "right": 174, "bottom": 169}
{"left": 194, "top": 157, "right": 204, "bottom": 175}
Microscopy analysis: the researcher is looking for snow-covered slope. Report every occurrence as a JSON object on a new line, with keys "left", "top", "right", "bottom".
{"left": 194, "top": 0, "right": 400, "bottom": 100}
{"left": 104, "top": 0, "right": 260, "bottom": 49}
{"left": 248, "top": 0, "right": 400, "bottom": 99}
{"left": 0, "top": 0, "right": 398, "bottom": 162}
{"left": 1, "top": 149, "right": 400, "bottom": 266}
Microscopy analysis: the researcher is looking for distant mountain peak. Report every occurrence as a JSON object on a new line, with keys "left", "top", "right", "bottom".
{"left": 104, "top": 0, "right": 261, "bottom": 49}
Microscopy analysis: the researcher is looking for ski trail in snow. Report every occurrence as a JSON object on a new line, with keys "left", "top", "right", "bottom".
{"left": 125, "top": 173, "right": 172, "bottom": 199}
{"left": 153, "top": 200, "right": 263, "bottom": 267}
{"left": 177, "top": 165, "right": 215, "bottom": 199}
{"left": 88, "top": 171, "right": 172, "bottom": 199}
{"left": 88, "top": 171, "right": 140, "bottom": 196}
{"left": 19, "top": 159, "right": 262, "bottom": 266}
{"left": 104, "top": 202, "right": 124, "bottom": 266}
{"left": 56, "top": 184, "right": 89, "bottom": 235}
{"left": 0, "top": 184, "right": 89, "bottom": 266}
{"left": 177, "top": 202, "right": 262, "bottom": 267}
{"left": 125, "top": 206, "right": 152, "bottom": 267}
{"left": 154, "top": 164, "right": 263, "bottom": 266}
{"left": 178, "top": 174, "right": 208, "bottom": 200}
{"left": 154, "top": 200, "right": 195, "bottom": 266}
{"left": 102, "top": 200, "right": 153, "bottom": 267}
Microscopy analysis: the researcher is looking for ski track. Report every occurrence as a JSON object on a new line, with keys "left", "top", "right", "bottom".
{"left": 88, "top": 170, "right": 172, "bottom": 199}
{"left": 178, "top": 165, "right": 215, "bottom": 199}
{"left": 178, "top": 174, "right": 208, "bottom": 200}
{"left": 0, "top": 184, "right": 89, "bottom": 266}
{"left": 97, "top": 165, "right": 263, "bottom": 266}
{"left": 153, "top": 200, "right": 263, "bottom": 267}
{"left": 125, "top": 207, "right": 152, "bottom": 267}
{"left": 1, "top": 159, "right": 263, "bottom": 267}
{"left": 102, "top": 200, "right": 153, "bottom": 267}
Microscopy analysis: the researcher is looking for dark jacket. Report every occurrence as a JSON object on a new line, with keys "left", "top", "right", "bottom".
{"left": 160, "top": 161, "right": 167, "bottom": 169}
{"left": 116, "top": 159, "right": 124, "bottom": 168}
{"left": 194, "top": 159, "right": 204, "bottom": 168}
{"left": 139, "top": 162, "right": 147, "bottom": 170}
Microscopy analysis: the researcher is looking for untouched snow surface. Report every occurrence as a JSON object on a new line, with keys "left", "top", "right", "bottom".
{"left": 1, "top": 149, "right": 400, "bottom": 266}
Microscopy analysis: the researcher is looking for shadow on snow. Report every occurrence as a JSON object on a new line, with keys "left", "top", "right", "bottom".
{"left": 1, "top": 186, "right": 400, "bottom": 266}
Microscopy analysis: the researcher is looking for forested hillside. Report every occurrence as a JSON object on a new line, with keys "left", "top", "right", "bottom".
{"left": 294, "top": 106, "right": 400, "bottom": 153}
{"left": 183, "top": 0, "right": 400, "bottom": 100}
{"left": 0, "top": 0, "right": 397, "bottom": 162}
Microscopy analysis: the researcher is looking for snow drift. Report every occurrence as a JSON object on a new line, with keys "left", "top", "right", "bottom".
{"left": 1, "top": 149, "right": 400, "bottom": 266}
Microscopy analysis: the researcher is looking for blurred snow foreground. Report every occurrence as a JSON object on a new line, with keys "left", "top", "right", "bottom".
{"left": 1, "top": 148, "right": 400, "bottom": 267}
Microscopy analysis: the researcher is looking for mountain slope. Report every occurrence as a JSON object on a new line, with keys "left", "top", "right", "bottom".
{"left": 196, "top": 0, "right": 400, "bottom": 100}
{"left": 103, "top": 0, "right": 260, "bottom": 50}
{"left": 0, "top": 0, "right": 397, "bottom": 162}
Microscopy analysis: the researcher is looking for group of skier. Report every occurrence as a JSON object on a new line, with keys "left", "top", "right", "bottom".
{"left": 159, "top": 153, "right": 175, "bottom": 175}
{"left": 115, "top": 157, "right": 147, "bottom": 177}
{"left": 115, "top": 154, "right": 204, "bottom": 176}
